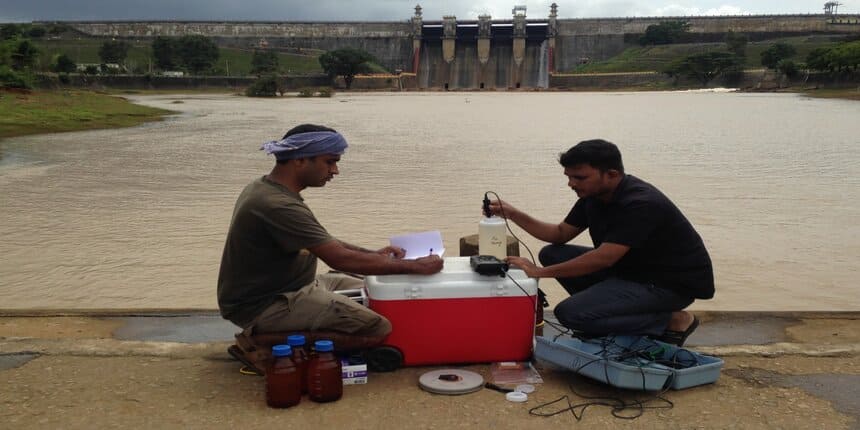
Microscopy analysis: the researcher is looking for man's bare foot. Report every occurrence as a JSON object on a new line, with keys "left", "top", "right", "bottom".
{"left": 667, "top": 310, "right": 695, "bottom": 332}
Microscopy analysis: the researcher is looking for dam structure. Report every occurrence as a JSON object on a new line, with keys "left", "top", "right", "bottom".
{"left": 55, "top": 4, "right": 860, "bottom": 89}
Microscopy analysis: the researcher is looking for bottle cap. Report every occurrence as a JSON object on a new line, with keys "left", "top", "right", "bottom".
{"left": 506, "top": 391, "right": 528, "bottom": 402}
{"left": 286, "top": 334, "right": 306, "bottom": 346}
{"left": 314, "top": 340, "right": 334, "bottom": 352}
{"left": 515, "top": 384, "right": 535, "bottom": 394}
{"left": 272, "top": 344, "right": 292, "bottom": 357}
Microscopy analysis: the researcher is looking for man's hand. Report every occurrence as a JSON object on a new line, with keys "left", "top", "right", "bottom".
{"left": 487, "top": 198, "right": 518, "bottom": 219}
{"left": 412, "top": 255, "right": 443, "bottom": 275}
{"left": 376, "top": 246, "right": 406, "bottom": 259}
{"left": 506, "top": 256, "right": 543, "bottom": 278}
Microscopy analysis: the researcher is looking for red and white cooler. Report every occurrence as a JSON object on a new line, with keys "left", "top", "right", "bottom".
{"left": 365, "top": 257, "right": 538, "bottom": 367}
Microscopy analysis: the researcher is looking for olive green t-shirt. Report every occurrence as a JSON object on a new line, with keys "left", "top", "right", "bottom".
{"left": 217, "top": 176, "right": 333, "bottom": 327}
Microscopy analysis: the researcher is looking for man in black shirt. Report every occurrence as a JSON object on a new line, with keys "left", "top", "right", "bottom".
{"left": 488, "top": 139, "right": 713, "bottom": 345}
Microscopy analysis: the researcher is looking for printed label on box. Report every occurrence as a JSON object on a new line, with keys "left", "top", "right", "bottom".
{"left": 341, "top": 358, "right": 368, "bottom": 385}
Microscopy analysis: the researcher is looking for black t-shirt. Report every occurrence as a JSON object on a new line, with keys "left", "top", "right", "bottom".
{"left": 564, "top": 175, "right": 714, "bottom": 299}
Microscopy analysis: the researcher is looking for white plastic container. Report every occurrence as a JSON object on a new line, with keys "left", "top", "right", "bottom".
{"left": 479, "top": 216, "right": 507, "bottom": 259}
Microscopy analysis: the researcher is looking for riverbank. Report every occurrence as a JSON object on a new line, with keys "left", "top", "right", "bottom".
{"left": 0, "top": 89, "right": 174, "bottom": 139}
{"left": 1, "top": 311, "right": 858, "bottom": 429}
{"left": 800, "top": 87, "right": 860, "bottom": 101}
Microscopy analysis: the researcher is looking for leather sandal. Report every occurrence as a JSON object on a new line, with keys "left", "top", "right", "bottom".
{"left": 657, "top": 316, "right": 700, "bottom": 347}
{"left": 227, "top": 345, "right": 265, "bottom": 376}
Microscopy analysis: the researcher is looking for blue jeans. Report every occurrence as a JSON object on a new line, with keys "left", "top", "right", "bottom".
{"left": 540, "top": 244, "right": 694, "bottom": 337}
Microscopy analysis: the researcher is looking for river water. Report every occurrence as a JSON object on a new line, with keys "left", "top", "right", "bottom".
{"left": 1, "top": 92, "right": 858, "bottom": 311}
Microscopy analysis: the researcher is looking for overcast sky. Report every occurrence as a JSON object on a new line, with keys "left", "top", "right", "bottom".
{"left": 1, "top": 1, "right": 857, "bottom": 22}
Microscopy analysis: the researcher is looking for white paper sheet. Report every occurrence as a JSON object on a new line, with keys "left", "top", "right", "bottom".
{"left": 389, "top": 230, "right": 445, "bottom": 259}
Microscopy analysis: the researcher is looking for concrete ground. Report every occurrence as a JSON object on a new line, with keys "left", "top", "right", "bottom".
{"left": 1, "top": 311, "right": 858, "bottom": 429}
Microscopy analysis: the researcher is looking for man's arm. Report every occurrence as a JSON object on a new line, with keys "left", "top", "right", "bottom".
{"left": 507, "top": 242, "right": 630, "bottom": 278}
{"left": 309, "top": 240, "right": 442, "bottom": 275}
{"left": 489, "top": 199, "right": 583, "bottom": 244}
{"left": 338, "top": 240, "right": 406, "bottom": 258}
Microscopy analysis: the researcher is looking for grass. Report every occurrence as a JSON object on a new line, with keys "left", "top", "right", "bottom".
{"left": 31, "top": 39, "right": 326, "bottom": 76}
{"left": 0, "top": 89, "right": 173, "bottom": 138}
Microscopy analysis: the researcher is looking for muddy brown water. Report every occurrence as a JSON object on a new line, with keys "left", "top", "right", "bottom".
{"left": 1, "top": 92, "right": 858, "bottom": 311}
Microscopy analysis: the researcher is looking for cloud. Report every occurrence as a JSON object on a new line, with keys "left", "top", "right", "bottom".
{"left": 0, "top": 0, "right": 852, "bottom": 21}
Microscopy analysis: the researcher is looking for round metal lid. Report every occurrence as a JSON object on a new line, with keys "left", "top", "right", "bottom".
{"left": 418, "top": 369, "right": 485, "bottom": 395}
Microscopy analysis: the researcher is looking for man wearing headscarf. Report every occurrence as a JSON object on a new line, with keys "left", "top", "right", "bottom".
{"left": 218, "top": 124, "right": 443, "bottom": 374}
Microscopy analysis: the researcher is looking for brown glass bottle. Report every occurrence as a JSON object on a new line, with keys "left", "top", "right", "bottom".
{"left": 307, "top": 340, "right": 342, "bottom": 403}
{"left": 266, "top": 344, "right": 301, "bottom": 408}
{"left": 287, "top": 334, "right": 309, "bottom": 394}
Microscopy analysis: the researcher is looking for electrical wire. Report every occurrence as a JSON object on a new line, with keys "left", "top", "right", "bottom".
{"left": 528, "top": 335, "right": 681, "bottom": 421}
{"left": 484, "top": 191, "right": 537, "bottom": 264}
{"left": 485, "top": 191, "right": 688, "bottom": 421}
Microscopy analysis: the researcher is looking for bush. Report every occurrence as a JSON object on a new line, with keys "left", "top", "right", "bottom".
{"left": 246, "top": 75, "right": 284, "bottom": 97}
{"left": 58, "top": 73, "right": 70, "bottom": 84}
{"left": 761, "top": 43, "right": 797, "bottom": 70}
{"left": 0, "top": 66, "right": 33, "bottom": 89}
{"left": 317, "top": 87, "right": 334, "bottom": 98}
{"left": 640, "top": 21, "right": 690, "bottom": 45}
{"left": 297, "top": 87, "right": 315, "bottom": 97}
{"left": 777, "top": 60, "right": 799, "bottom": 78}
{"left": 52, "top": 53, "right": 77, "bottom": 74}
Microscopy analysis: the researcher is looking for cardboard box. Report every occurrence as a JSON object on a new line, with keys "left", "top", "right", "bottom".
{"left": 341, "top": 358, "right": 368, "bottom": 385}
{"left": 366, "top": 257, "right": 537, "bottom": 366}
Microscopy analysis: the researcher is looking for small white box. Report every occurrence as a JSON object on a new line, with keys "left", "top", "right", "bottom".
{"left": 341, "top": 358, "right": 368, "bottom": 385}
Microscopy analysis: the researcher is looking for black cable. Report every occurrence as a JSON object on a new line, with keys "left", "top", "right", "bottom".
{"left": 529, "top": 335, "right": 676, "bottom": 421}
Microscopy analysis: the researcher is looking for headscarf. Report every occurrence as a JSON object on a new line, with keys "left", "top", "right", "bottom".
{"left": 260, "top": 131, "right": 348, "bottom": 161}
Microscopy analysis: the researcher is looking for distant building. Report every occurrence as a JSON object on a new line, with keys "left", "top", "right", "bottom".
{"left": 76, "top": 63, "right": 125, "bottom": 73}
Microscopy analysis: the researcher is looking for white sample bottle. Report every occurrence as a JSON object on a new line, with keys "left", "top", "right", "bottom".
{"left": 479, "top": 216, "right": 507, "bottom": 259}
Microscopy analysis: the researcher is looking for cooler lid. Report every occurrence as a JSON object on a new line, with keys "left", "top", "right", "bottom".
{"left": 365, "top": 257, "right": 538, "bottom": 300}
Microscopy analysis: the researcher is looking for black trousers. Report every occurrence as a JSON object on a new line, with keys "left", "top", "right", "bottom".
{"left": 540, "top": 244, "right": 694, "bottom": 337}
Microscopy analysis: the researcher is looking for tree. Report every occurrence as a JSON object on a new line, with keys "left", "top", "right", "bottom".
{"left": 640, "top": 21, "right": 690, "bottom": 45}
{"left": 245, "top": 75, "right": 285, "bottom": 97}
{"left": 725, "top": 31, "right": 748, "bottom": 58}
{"left": 0, "top": 24, "right": 23, "bottom": 41}
{"left": 663, "top": 52, "right": 742, "bottom": 86}
{"left": 53, "top": 53, "right": 77, "bottom": 73}
{"left": 318, "top": 48, "right": 374, "bottom": 89}
{"left": 176, "top": 35, "right": 219, "bottom": 75}
{"left": 151, "top": 36, "right": 178, "bottom": 70}
{"left": 10, "top": 39, "right": 39, "bottom": 70}
{"left": 832, "top": 40, "right": 860, "bottom": 71}
{"left": 776, "top": 60, "right": 799, "bottom": 78}
{"left": 27, "top": 26, "right": 46, "bottom": 39}
{"left": 250, "top": 50, "right": 279, "bottom": 75}
{"left": 98, "top": 40, "right": 131, "bottom": 64}
{"left": 760, "top": 43, "right": 796, "bottom": 70}
{"left": 806, "top": 47, "right": 835, "bottom": 72}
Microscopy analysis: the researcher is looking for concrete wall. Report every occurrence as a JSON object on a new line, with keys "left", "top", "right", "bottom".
{"left": 58, "top": 16, "right": 860, "bottom": 87}
{"left": 64, "top": 21, "right": 414, "bottom": 71}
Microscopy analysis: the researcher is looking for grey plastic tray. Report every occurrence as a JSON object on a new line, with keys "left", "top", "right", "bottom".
{"left": 535, "top": 335, "right": 723, "bottom": 391}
